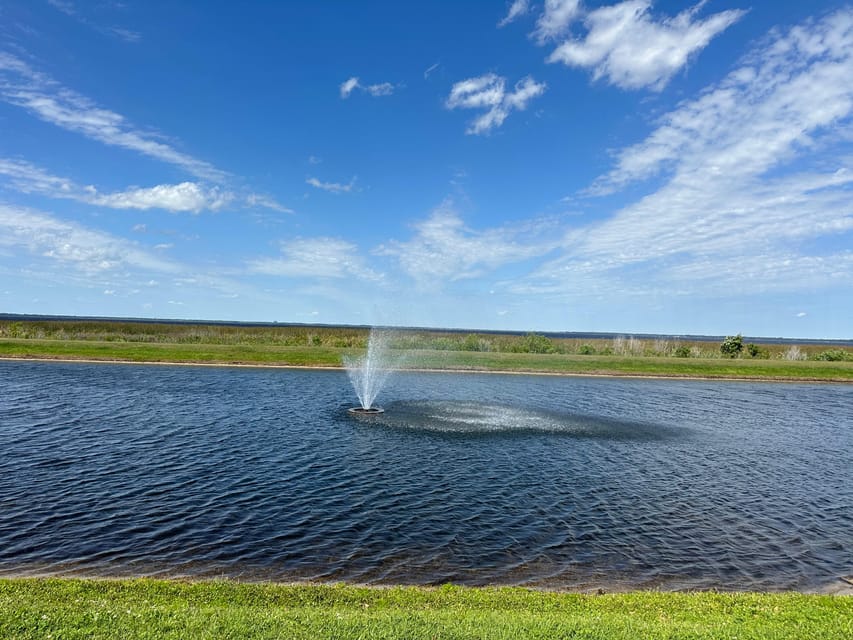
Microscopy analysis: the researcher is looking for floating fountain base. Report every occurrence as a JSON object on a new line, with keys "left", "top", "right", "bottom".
{"left": 348, "top": 407, "right": 385, "bottom": 415}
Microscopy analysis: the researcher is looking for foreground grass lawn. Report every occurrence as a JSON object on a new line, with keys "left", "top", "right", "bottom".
{"left": 1, "top": 579, "right": 851, "bottom": 640}
{"left": 2, "top": 338, "right": 852, "bottom": 381}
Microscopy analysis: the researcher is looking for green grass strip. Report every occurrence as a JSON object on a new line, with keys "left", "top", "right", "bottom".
{"left": 2, "top": 338, "right": 852, "bottom": 381}
{"left": 0, "top": 339, "right": 344, "bottom": 367}
{"left": 1, "top": 578, "right": 851, "bottom": 640}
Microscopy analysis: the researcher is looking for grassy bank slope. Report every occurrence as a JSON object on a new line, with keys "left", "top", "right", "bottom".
{"left": 2, "top": 338, "right": 852, "bottom": 380}
{"left": 0, "top": 338, "right": 344, "bottom": 367}
{"left": 1, "top": 578, "right": 851, "bottom": 640}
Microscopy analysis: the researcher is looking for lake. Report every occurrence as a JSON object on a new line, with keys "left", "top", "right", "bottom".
{"left": 0, "top": 360, "right": 850, "bottom": 591}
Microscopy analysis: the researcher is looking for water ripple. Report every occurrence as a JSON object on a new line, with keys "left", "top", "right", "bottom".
{"left": 0, "top": 362, "right": 850, "bottom": 592}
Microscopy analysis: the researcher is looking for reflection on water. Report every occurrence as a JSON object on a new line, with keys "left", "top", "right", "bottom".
{"left": 0, "top": 361, "right": 850, "bottom": 592}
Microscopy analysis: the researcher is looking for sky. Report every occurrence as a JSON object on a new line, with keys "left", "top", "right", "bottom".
{"left": 0, "top": 1, "right": 851, "bottom": 338}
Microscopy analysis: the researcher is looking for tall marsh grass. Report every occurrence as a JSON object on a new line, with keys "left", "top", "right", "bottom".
{"left": 1, "top": 320, "right": 849, "bottom": 362}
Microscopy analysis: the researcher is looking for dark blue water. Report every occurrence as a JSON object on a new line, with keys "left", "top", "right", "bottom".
{"left": 1, "top": 360, "right": 850, "bottom": 591}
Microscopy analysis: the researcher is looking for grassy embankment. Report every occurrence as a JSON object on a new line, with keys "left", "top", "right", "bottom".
{"left": 1, "top": 319, "right": 851, "bottom": 381}
{"left": 1, "top": 578, "right": 851, "bottom": 640}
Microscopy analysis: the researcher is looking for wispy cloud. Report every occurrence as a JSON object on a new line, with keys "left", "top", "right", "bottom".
{"left": 423, "top": 62, "right": 440, "bottom": 79}
{"left": 306, "top": 176, "right": 357, "bottom": 194}
{"left": 339, "top": 76, "right": 398, "bottom": 99}
{"left": 109, "top": 27, "right": 142, "bottom": 43}
{"left": 519, "top": 8, "right": 853, "bottom": 297}
{"left": 48, "top": 0, "right": 142, "bottom": 43}
{"left": 498, "top": 0, "right": 530, "bottom": 28}
{"left": 591, "top": 9, "right": 853, "bottom": 194}
{"left": 377, "top": 202, "right": 559, "bottom": 288}
{"left": 537, "top": 0, "right": 746, "bottom": 90}
{"left": 0, "top": 53, "right": 224, "bottom": 181}
{"left": 533, "top": 0, "right": 582, "bottom": 42}
{"left": 246, "top": 193, "right": 293, "bottom": 213}
{"left": 0, "top": 157, "right": 75, "bottom": 194}
{"left": 47, "top": 0, "right": 76, "bottom": 16}
{"left": 0, "top": 203, "right": 178, "bottom": 274}
{"left": 0, "top": 158, "right": 229, "bottom": 212}
{"left": 366, "top": 82, "right": 395, "bottom": 97}
{"left": 0, "top": 157, "right": 293, "bottom": 213}
{"left": 446, "top": 73, "right": 546, "bottom": 135}
{"left": 249, "top": 237, "right": 383, "bottom": 281}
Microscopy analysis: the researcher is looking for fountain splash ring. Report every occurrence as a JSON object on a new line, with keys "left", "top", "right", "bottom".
{"left": 348, "top": 406, "right": 385, "bottom": 415}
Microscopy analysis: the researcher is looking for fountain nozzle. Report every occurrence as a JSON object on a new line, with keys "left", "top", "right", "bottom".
{"left": 348, "top": 406, "right": 385, "bottom": 415}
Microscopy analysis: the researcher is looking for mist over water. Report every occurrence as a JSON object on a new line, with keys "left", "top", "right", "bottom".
{"left": 1, "top": 361, "right": 850, "bottom": 592}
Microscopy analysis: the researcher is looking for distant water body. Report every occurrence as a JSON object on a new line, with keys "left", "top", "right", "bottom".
{"left": 0, "top": 360, "right": 850, "bottom": 591}
{"left": 2, "top": 313, "right": 851, "bottom": 345}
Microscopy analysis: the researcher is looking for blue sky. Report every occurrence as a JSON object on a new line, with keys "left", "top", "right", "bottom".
{"left": 1, "top": 1, "right": 851, "bottom": 338}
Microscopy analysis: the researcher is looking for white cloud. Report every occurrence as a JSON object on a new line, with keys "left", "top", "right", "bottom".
{"left": 246, "top": 193, "right": 293, "bottom": 213}
{"left": 447, "top": 74, "right": 505, "bottom": 109}
{"left": 92, "top": 182, "right": 233, "bottom": 213}
{"left": 544, "top": 0, "right": 746, "bottom": 90}
{"left": 533, "top": 0, "right": 582, "bottom": 41}
{"left": 340, "top": 76, "right": 397, "bottom": 98}
{"left": 0, "top": 203, "right": 178, "bottom": 274}
{"left": 499, "top": 0, "right": 531, "bottom": 28}
{"left": 365, "top": 82, "right": 394, "bottom": 97}
{"left": 592, "top": 9, "right": 853, "bottom": 193}
{"left": 446, "top": 73, "right": 546, "bottom": 134}
{"left": 249, "top": 237, "right": 383, "bottom": 281}
{"left": 306, "top": 176, "right": 356, "bottom": 193}
{"left": 0, "top": 157, "right": 295, "bottom": 214}
{"left": 47, "top": 0, "right": 76, "bottom": 17}
{"left": 0, "top": 53, "right": 224, "bottom": 180}
{"left": 340, "top": 76, "right": 360, "bottom": 98}
{"left": 424, "top": 62, "right": 440, "bottom": 79}
{"left": 0, "top": 157, "right": 75, "bottom": 194}
{"left": 377, "top": 202, "right": 559, "bottom": 288}
{"left": 519, "top": 9, "right": 853, "bottom": 298}
{"left": 0, "top": 55, "right": 296, "bottom": 214}
{"left": 109, "top": 27, "right": 141, "bottom": 43}
{"left": 0, "top": 158, "right": 233, "bottom": 213}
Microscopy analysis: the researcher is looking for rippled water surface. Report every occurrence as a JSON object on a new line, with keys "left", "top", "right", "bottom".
{"left": 1, "top": 360, "right": 851, "bottom": 591}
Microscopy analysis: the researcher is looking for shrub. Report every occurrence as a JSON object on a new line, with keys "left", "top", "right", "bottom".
{"left": 673, "top": 345, "right": 692, "bottom": 358}
{"left": 746, "top": 343, "right": 770, "bottom": 359}
{"left": 520, "top": 333, "right": 557, "bottom": 354}
{"left": 577, "top": 344, "right": 596, "bottom": 355}
{"left": 814, "top": 349, "right": 851, "bottom": 362}
{"left": 6, "top": 322, "right": 27, "bottom": 338}
{"left": 720, "top": 334, "right": 744, "bottom": 358}
{"left": 650, "top": 339, "right": 670, "bottom": 356}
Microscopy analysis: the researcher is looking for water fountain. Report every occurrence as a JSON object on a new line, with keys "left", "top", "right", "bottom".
{"left": 343, "top": 329, "right": 397, "bottom": 415}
